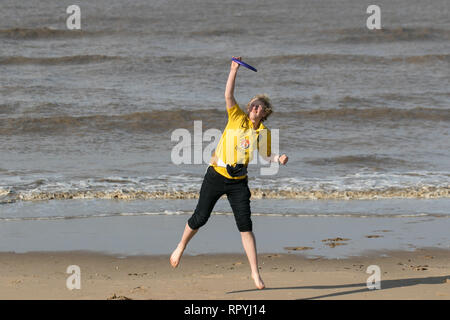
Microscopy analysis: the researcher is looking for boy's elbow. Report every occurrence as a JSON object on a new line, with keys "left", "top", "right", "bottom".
{"left": 225, "top": 94, "right": 235, "bottom": 103}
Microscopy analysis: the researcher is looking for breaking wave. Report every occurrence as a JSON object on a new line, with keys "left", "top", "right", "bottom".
{"left": 264, "top": 53, "right": 450, "bottom": 65}
{"left": 0, "top": 211, "right": 446, "bottom": 222}
{"left": 1, "top": 185, "right": 448, "bottom": 203}
{"left": 0, "top": 109, "right": 226, "bottom": 135}
{"left": 326, "top": 27, "right": 450, "bottom": 43}
{"left": 0, "top": 107, "right": 448, "bottom": 135}
{"left": 0, "top": 55, "right": 122, "bottom": 66}
{"left": 0, "top": 27, "right": 109, "bottom": 40}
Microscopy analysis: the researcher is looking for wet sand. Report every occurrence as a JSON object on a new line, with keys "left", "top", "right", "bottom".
{"left": 2, "top": 211, "right": 449, "bottom": 259}
{"left": 0, "top": 248, "right": 449, "bottom": 300}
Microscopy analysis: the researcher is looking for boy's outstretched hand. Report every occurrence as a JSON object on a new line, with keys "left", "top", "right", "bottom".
{"left": 231, "top": 56, "right": 241, "bottom": 71}
{"left": 279, "top": 154, "right": 288, "bottom": 165}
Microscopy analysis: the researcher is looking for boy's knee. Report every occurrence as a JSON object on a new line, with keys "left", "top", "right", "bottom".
{"left": 236, "top": 217, "right": 252, "bottom": 232}
{"left": 188, "top": 214, "right": 209, "bottom": 230}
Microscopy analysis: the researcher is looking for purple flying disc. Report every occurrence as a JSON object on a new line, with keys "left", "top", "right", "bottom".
{"left": 231, "top": 57, "right": 257, "bottom": 72}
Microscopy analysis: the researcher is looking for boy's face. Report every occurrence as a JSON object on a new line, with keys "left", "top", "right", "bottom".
{"left": 248, "top": 99, "right": 266, "bottom": 123}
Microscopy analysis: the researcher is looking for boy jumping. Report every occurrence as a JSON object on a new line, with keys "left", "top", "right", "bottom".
{"left": 170, "top": 56, "right": 288, "bottom": 290}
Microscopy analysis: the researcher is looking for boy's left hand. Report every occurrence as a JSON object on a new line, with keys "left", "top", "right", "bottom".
{"left": 279, "top": 154, "right": 288, "bottom": 165}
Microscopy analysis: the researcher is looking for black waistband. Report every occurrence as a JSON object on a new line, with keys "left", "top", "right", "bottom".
{"left": 208, "top": 166, "right": 247, "bottom": 183}
{"left": 226, "top": 164, "right": 248, "bottom": 177}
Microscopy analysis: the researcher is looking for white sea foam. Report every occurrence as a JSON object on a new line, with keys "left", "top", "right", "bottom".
{"left": 0, "top": 188, "right": 10, "bottom": 197}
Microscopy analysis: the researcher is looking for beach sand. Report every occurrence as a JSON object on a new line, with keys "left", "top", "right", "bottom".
{"left": 0, "top": 248, "right": 449, "bottom": 300}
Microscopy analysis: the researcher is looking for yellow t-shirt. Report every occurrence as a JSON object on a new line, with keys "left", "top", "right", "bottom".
{"left": 210, "top": 104, "right": 271, "bottom": 179}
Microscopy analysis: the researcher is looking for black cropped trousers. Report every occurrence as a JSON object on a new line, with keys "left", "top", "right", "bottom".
{"left": 187, "top": 166, "right": 252, "bottom": 232}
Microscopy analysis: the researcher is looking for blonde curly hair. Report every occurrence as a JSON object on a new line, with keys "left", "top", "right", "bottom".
{"left": 246, "top": 94, "right": 273, "bottom": 122}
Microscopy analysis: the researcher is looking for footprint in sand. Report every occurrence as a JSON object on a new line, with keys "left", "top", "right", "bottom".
{"left": 10, "top": 279, "right": 23, "bottom": 286}
{"left": 410, "top": 265, "right": 429, "bottom": 271}
{"left": 130, "top": 286, "right": 149, "bottom": 294}
{"left": 107, "top": 293, "right": 132, "bottom": 300}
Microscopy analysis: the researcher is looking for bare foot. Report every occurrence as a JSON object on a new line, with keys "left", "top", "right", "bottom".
{"left": 252, "top": 273, "right": 265, "bottom": 290}
{"left": 170, "top": 245, "right": 184, "bottom": 268}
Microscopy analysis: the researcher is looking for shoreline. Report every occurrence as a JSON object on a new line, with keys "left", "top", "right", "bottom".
{"left": 0, "top": 247, "right": 449, "bottom": 300}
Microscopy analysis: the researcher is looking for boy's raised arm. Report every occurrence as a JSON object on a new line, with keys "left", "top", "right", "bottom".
{"left": 225, "top": 56, "right": 241, "bottom": 110}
